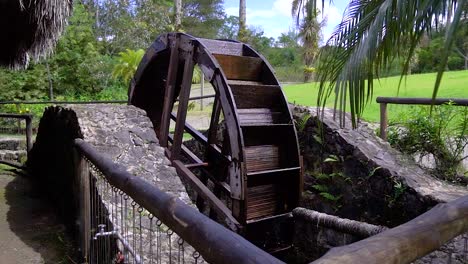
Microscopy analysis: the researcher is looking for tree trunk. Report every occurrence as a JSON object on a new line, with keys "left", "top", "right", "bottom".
{"left": 175, "top": 0, "right": 182, "bottom": 31}
{"left": 46, "top": 61, "right": 54, "bottom": 100}
{"left": 238, "top": 0, "right": 247, "bottom": 41}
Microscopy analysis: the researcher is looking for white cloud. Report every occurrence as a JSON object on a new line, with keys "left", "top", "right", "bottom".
{"left": 247, "top": 9, "right": 276, "bottom": 19}
{"left": 320, "top": 2, "right": 344, "bottom": 42}
{"left": 320, "top": 2, "right": 343, "bottom": 27}
{"left": 225, "top": 7, "right": 238, "bottom": 17}
{"left": 223, "top": 0, "right": 345, "bottom": 40}
{"left": 272, "top": 0, "right": 294, "bottom": 17}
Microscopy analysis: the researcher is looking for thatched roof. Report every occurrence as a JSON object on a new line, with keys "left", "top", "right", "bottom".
{"left": 0, "top": 0, "right": 73, "bottom": 68}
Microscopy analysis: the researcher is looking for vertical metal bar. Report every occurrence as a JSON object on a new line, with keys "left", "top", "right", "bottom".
{"left": 379, "top": 103, "right": 388, "bottom": 140}
{"left": 138, "top": 207, "right": 143, "bottom": 263}
{"left": 171, "top": 45, "right": 195, "bottom": 160}
{"left": 149, "top": 215, "right": 154, "bottom": 264}
{"left": 132, "top": 201, "right": 137, "bottom": 263}
{"left": 160, "top": 36, "right": 181, "bottom": 147}
{"left": 463, "top": 234, "right": 467, "bottom": 262}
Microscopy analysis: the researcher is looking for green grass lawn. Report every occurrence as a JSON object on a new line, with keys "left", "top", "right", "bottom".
{"left": 283, "top": 70, "right": 468, "bottom": 122}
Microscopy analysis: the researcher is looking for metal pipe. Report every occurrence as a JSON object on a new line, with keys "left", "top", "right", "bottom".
{"left": 93, "top": 224, "right": 142, "bottom": 264}
{"left": 74, "top": 138, "right": 283, "bottom": 264}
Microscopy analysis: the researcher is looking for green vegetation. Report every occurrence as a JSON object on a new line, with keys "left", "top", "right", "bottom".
{"left": 314, "top": 0, "right": 468, "bottom": 126}
{"left": 387, "top": 104, "right": 468, "bottom": 181}
{"left": 284, "top": 70, "right": 468, "bottom": 122}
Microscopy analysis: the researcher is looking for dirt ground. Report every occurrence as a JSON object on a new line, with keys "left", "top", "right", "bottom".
{"left": 0, "top": 169, "right": 77, "bottom": 264}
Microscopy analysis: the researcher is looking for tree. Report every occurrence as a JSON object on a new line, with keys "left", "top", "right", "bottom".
{"left": 238, "top": 0, "right": 248, "bottom": 42}
{"left": 292, "top": 0, "right": 324, "bottom": 82}
{"left": 453, "top": 15, "right": 468, "bottom": 69}
{"left": 312, "top": 0, "right": 468, "bottom": 127}
{"left": 218, "top": 15, "right": 239, "bottom": 40}
{"left": 112, "top": 49, "right": 145, "bottom": 83}
{"left": 175, "top": 0, "right": 182, "bottom": 31}
{"left": 89, "top": 0, "right": 172, "bottom": 54}
{"left": 277, "top": 30, "right": 300, "bottom": 48}
{"left": 182, "top": 0, "right": 226, "bottom": 39}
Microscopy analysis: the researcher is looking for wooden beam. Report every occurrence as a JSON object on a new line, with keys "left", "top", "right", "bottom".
{"left": 172, "top": 160, "right": 241, "bottom": 232}
{"left": 168, "top": 134, "right": 203, "bottom": 164}
{"left": 185, "top": 162, "right": 209, "bottom": 169}
{"left": 170, "top": 112, "right": 208, "bottom": 144}
{"left": 171, "top": 50, "right": 195, "bottom": 160}
{"left": 311, "top": 195, "right": 468, "bottom": 264}
{"left": 208, "top": 97, "right": 221, "bottom": 145}
{"left": 212, "top": 73, "right": 243, "bottom": 201}
{"left": 159, "top": 36, "right": 180, "bottom": 147}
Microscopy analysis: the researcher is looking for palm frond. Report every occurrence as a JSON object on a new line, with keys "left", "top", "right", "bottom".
{"left": 317, "top": 0, "right": 466, "bottom": 127}
{"left": 292, "top": 0, "right": 328, "bottom": 26}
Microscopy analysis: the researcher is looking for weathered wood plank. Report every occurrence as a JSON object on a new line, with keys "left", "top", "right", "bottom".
{"left": 245, "top": 145, "right": 280, "bottom": 172}
{"left": 171, "top": 51, "right": 195, "bottom": 160}
{"left": 247, "top": 184, "right": 279, "bottom": 220}
{"left": 159, "top": 36, "right": 180, "bottom": 147}
{"left": 214, "top": 54, "right": 263, "bottom": 81}
{"left": 230, "top": 84, "right": 281, "bottom": 109}
{"left": 237, "top": 108, "right": 284, "bottom": 125}
{"left": 172, "top": 159, "right": 241, "bottom": 232}
{"left": 198, "top": 38, "right": 243, "bottom": 56}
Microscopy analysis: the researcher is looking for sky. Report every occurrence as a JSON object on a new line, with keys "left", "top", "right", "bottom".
{"left": 223, "top": 0, "right": 349, "bottom": 44}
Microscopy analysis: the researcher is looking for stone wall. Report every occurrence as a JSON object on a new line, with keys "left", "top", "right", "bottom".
{"left": 292, "top": 106, "right": 467, "bottom": 226}
{"left": 0, "top": 137, "right": 27, "bottom": 163}
{"left": 27, "top": 105, "right": 194, "bottom": 263}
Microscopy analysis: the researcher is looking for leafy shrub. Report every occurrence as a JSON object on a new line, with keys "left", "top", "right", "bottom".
{"left": 388, "top": 103, "right": 468, "bottom": 181}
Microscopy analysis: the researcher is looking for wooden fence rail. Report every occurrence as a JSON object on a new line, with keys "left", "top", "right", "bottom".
{"left": 376, "top": 97, "right": 468, "bottom": 140}
{"left": 0, "top": 113, "right": 33, "bottom": 152}
{"left": 311, "top": 194, "right": 468, "bottom": 264}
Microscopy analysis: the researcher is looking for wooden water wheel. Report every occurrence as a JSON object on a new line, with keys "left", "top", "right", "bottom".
{"left": 129, "top": 33, "right": 302, "bottom": 251}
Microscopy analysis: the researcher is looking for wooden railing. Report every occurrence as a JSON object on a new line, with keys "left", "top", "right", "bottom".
{"left": 0, "top": 113, "right": 33, "bottom": 152}
{"left": 310, "top": 194, "right": 468, "bottom": 264}
{"left": 376, "top": 97, "right": 468, "bottom": 140}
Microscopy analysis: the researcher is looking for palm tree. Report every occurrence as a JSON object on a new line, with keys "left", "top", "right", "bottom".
{"left": 112, "top": 49, "right": 145, "bottom": 84}
{"left": 175, "top": 0, "right": 182, "bottom": 31}
{"left": 304, "top": 0, "right": 467, "bottom": 127}
{"left": 238, "top": 0, "right": 247, "bottom": 42}
{"left": 292, "top": 0, "right": 324, "bottom": 82}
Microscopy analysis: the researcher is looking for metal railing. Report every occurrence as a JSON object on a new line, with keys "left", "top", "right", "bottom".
{"left": 376, "top": 97, "right": 468, "bottom": 140}
{"left": 74, "top": 138, "right": 283, "bottom": 264}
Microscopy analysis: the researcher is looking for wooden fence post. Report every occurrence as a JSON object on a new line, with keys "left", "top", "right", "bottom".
{"left": 379, "top": 103, "right": 388, "bottom": 141}
{"left": 75, "top": 151, "right": 91, "bottom": 262}
{"left": 25, "top": 116, "right": 32, "bottom": 153}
